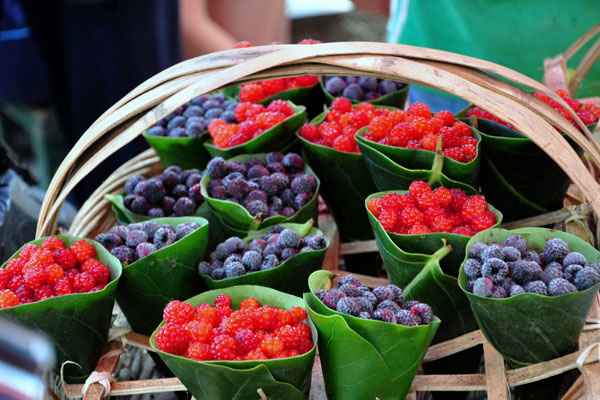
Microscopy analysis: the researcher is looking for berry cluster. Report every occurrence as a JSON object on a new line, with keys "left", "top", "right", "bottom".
{"left": 146, "top": 94, "right": 239, "bottom": 138}
{"left": 362, "top": 102, "right": 478, "bottom": 163}
{"left": 299, "top": 97, "right": 385, "bottom": 153}
{"left": 155, "top": 296, "right": 313, "bottom": 360}
{"left": 198, "top": 225, "right": 327, "bottom": 280}
{"left": 0, "top": 238, "right": 110, "bottom": 309}
{"left": 315, "top": 274, "right": 434, "bottom": 326}
{"left": 466, "top": 235, "right": 600, "bottom": 298}
{"left": 324, "top": 76, "right": 406, "bottom": 102}
{"left": 468, "top": 90, "right": 600, "bottom": 131}
{"left": 205, "top": 152, "right": 317, "bottom": 218}
{"left": 123, "top": 166, "right": 204, "bottom": 218}
{"left": 209, "top": 100, "right": 295, "bottom": 149}
{"left": 96, "top": 221, "right": 200, "bottom": 267}
{"left": 236, "top": 39, "right": 320, "bottom": 103}
{"left": 367, "top": 181, "right": 496, "bottom": 236}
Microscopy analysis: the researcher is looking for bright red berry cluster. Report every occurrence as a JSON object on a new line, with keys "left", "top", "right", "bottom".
{"left": 0, "top": 238, "right": 110, "bottom": 309}
{"left": 299, "top": 97, "right": 390, "bottom": 153}
{"left": 360, "top": 102, "right": 478, "bottom": 163}
{"left": 237, "top": 40, "right": 320, "bottom": 103}
{"left": 209, "top": 100, "right": 295, "bottom": 149}
{"left": 367, "top": 181, "right": 496, "bottom": 236}
{"left": 155, "top": 296, "right": 313, "bottom": 361}
{"left": 468, "top": 90, "right": 600, "bottom": 130}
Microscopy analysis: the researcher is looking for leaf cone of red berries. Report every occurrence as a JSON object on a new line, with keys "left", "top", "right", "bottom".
{"left": 459, "top": 227, "right": 600, "bottom": 367}
{"left": 304, "top": 270, "right": 439, "bottom": 400}
{"left": 150, "top": 286, "right": 316, "bottom": 400}
{"left": 203, "top": 100, "right": 306, "bottom": 159}
{"left": 355, "top": 102, "right": 482, "bottom": 191}
{"left": 0, "top": 236, "right": 122, "bottom": 381}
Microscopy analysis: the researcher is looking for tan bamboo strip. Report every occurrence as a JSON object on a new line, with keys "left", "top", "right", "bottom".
{"left": 561, "top": 377, "right": 585, "bottom": 400}
{"left": 570, "top": 36, "right": 600, "bottom": 96}
{"left": 506, "top": 352, "right": 583, "bottom": 387}
{"left": 78, "top": 340, "right": 122, "bottom": 400}
{"left": 410, "top": 374, "right": 487, "bottom": 391}
{"left": 422, "top": 330, "right": 485, "bottom": 363}
{"left": 66, "top": 378, "right": 186, "bottom": 398}
{"left": 564, "top": 23, "right": 600, "bottom": 61}
{"left": 483, "top": 343, "right": 509, "bottom": 400}
{"left": 122, "top": 332, "right": 153, "bottom": 352}
{"left": 582, "top": 362, "right": 600, "bottom": 400}
{"left": 501, "top": 205, "right": 590, "bottom": 230}
{"left": 319, "top": 214, "right": 340, "bottom": 270}
{"left": 340, "top": 240, "right": 379, "bottom": 255}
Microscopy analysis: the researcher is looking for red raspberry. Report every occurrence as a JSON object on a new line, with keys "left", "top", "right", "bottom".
{"left": 186, "top": 342, "right": 211, "bottom": 361}
{"left": 156, "top": 323, "right": 190, "bottom": 356}
{"left": 194, "top": 304, "right": 217, "bottom": 325}
{"left": 436, "top": 110, "right": 455, "bottom": 126}
{"left": 238, "top": 120, "right": 259, "bottom": 137}
{"left": 424, "top": 206, "right": 445, "bottom": 227}
{"left": 276, "top": 309, "right": 294, "bottom": 328}
{"left": 581, "top": 103, "right": 600, "bottom": 120}
{"left": 70, "top": 240, "right": 96, "bottom": 264}
{"left": 348, "top": 111, "right": 370, "bottom": 129}
{"left": 277, "top": 325, "right": 303, "bottom": 350}
{"left": 443, "top": 147, "right": 465, "bottom": 162}
{"left": 396, "top": 194, "right": 415, "bottom": 209}
{"left": 367, "top": 198, "right": 380, "bottom": 217}
{"left": 7, "top": 275, "right": 24, "bottom": 292}
{"left": 0, "top": 289, "right": 19, "bottom": 308}
{"left": 461, "top": 195, "right": 488, "bottom": 222}
{"left": 245, "top": 104, "right": 266, "bottom": 120}
{"left": 429, "top": 116, "right": 445, "bottom": 133}
{"left": 254, "top": 306, "right": 279, "bottom": 331}
{"left": 261, "top": 334, "right": 284, "bottom": 357}
{"left": 462, "top": 144, "right": 477, "bottom": 162}
{"left": 65, "top": 268, "right": 80, "bottom": 283}
{"left": 72, "top": 272, "right": 95, "bottom": 293}
{"left": 235, "top": 329, "right": 259, "bottom": 353}
{"left": 44, "top": 264, "right": 65, "bottom": 286}
{"left": 378, "top": 209, "right": 399, "bottom": 231}
{"left": 452, "top": 225, "right": 474, "bottom": 236}
{"left": 294, "top": 75, "right": 318, "bottom": 86}
{"left": 81, "top": 258, "right": 102, "bottom": 273}
{"left": 321, "top": 123, "right": 341, "bottom": 146}
{"left": 356, "top": 102, "right": 374, "bottom": 113}
{"left": 54, "top": 248, "right": 78, "bottom": 270}
{"left": 5, "top": 258, "right": 25, "bottom": 278}
{"left": 215, "top": 306, "right": 232, "bottom": 324}
{"left": 440, "top": 126, "right": 459, "bottom": 148}
{"left": 332, "top": 135, "right": 354, "bottom": 152}
{"left": 420, "top": 133, "right": 439, "bottom": 151}
{"left": 409, "top": 181, "right": 433, "bottom": 199}
{"left": 373, "top": 108, "right": 390, "bottom": 118}
{"left": 261, "top": 79, "right": 286, "bottom": 96}
{"left": 33, "top": 285, "right": 53, "bottom": 301}
{"left": 577, "top": 111, "right": 597, "bottom": 126}
{"left": 377, "top": 193, "right": 402, "bottom": 212}
{"left": 266, "top": 99, "right": 293, "bottom": 115}
{"left": 24, "top": 267, "right": 44, "bottom": 290}
{"left": 240, "top": 297, "right": 260, "bottom": 310}
{"left": 210, "top": 334, "right": 237, "bottom": 360}
{"left": 225, "top": 133, "right": 250, "bottom": 148}
{"left": 234, "top": 102, "right": 252, "bottom": 122}
{"left": 450, "top": 189, "right": 468, "bottom": 212}
{"left": 291, "top": 306, "right": 307, "bottom": 324}
{"left": 406, "top": 140, "right": 422, "bottom": 149}
{"left": 325, "top": 110, "right": 342, "bottom": 123}
{"left": 19, "top": 244, "right": 39, "bottom": 261}
{"left": 298, "top": 38, "right": 321, "bottom": 44}
{"left": 471, "top": 211, "right": 496, "bottom": 232}
{"left": 90, "top": 284, "right": 107, "bottom": 293}
{"left": 408, "top": 224, "right": 431, "bottom": 235}
{"left": 222, "top": 310, "right": 254, "bottom": 335}
{"left": 233, "top": 41, "right": 252, "bottom": 48}
{"left": 295, "top": 322, "right": 312, "bottom": 339}
{"left": 254, "top": 111, "right": 287, "bottom": 130}
{"left": 14, "top": 286, "right": 32, "bottom": 304}
{"left": 400, "top": 207, "right": 425, "bottom": 228}
{"left": 0, "top": 269, "right": 8, "bottom": 290}
{"left": 41, "top": 237, "right": 65, "bottom": 253}
{"left": 408, "top": 117, "right": 433, "bottom": 139}
{"left": 32, "top": 250, "right": 54, "bottom": 268}
{"left": 388, "top": 110, "right": 406, "bottom": 125}
{"left": 239, "top": 83, "right": 265, "bottom": 103}
{"left": 246, "top": 348, "right": 268, "bottom": 360}
{"left": 389, "top": 123, "right": 412, "bottom": 146}
{"left": 53, "top": 278, "right": 73, "bottom": 296}
{"left": 214, "top": 294, "right": 231, "bottom": 308}
{"left": 184, "top": 320, "right": 212, "bottom": 343}
{"left": 368, "top": 117, "right": 393, "bottom": 140}
{"left": 89, "top": 263, "right": 110, "bottom": 285}
{"left": 407, "top": 102, "right": 431, "bottom": 119}
{"left": 429, "top": 215, "right": 454, "bottom": 233}
{"left": 433, "top": 187, "right": 452, "bottom": 208}
{"left": 453, "top": 122, "right": 472, "bottom": 137}
{"left": 300, "top": 125, "right": 320, "bottom": 142}
{"left": 331, "top": 97, "right": 352, "bottom": 113}
{"left": 164, "top": 300, "right": 195, "bottom": 324}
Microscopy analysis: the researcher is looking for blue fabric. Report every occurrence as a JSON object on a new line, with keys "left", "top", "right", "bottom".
{"left": 408, "top": 86, "right": 469, "bottom": 114}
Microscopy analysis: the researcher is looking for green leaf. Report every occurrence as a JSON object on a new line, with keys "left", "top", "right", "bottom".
{"left": 150, "top": 285, "right": 317, "bottom": 400}
{"left": 355, "top": 126, "right": 482, "bottom": 190}
{"left": 464, "top": 117, "right": 589, "bottom": 221}
{"left": 143, "top": 132, "right": 212, "bottom": 170}
{"left": 365, "top": 190, "right": 502, "bottom": 341}
{"left": 200, "top": 153, "right": 320, "bottom": 233}
{"left": 458, "top": 227, "right": 600, "bottom": 367}
{"left": 305, "top": 270, "right": 439, "bottom": 400}
{"left": 114, "top": 217, "right": 209, "bottom": 336}
{"left": 319, "top": 77, "right": 409, "bottom": 108}
{"left": 203, "top": 102, "right": 307, "bottom": 159}
{"left": 0, "top": 236, "right": 122, "bottom": 381}
{"left": 199, "top": 221, "right": 329, "bottom": 296}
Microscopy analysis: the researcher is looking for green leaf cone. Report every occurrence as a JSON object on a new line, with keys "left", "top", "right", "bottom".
{"left": 355, "top": 126, "right": 482, "bottom": 190}
{"left": 319, "top": 77, "right": 409, "bottom": 108}
{"left": 199, "top": 221, "right": 329, "bottom": 296}
{"left": 459, "top": 227, "right": 600, "bottom": 367}
{"left": 150, "top": 286, "right": 317, "bottom": 400}
{"left": 305, "top": 270, "right": 439, "bottom": 400}
{"left": 203, "top": 102, "right": 307, "bottom": 159}
{"left": 143, "top": 132, "right": 212, "bottom": 170}
{"left": 365, "top": 190, "right": 502, "bottom": 341}
{"left": 200, "top": 153, "right": 320, "bottom": 233}
{"left": 114, "top": 217, "right": 209, "bottom": 336}
{"left": 0, "top": 236, "right": 122, "bottom": 381}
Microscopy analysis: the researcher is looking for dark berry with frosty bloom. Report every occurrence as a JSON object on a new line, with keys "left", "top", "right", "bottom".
{"left": 282, "top": 153, "right": 304, "bottom": 172}
{"left": 176, "top": 222, "right": 199, "bottom": 240}
{"left": 491, "top": 285, "right": 507, "bottom": 298}
{"left": 411, "top": 303, "right": 434, "bottom": 324}
{"left": 343, "top": 83, "right": 364, "bottom": 101}
{"left": 265, "top": 152, "right": 284, "bottom": 164}
{"left": 223, "top": 176, "right": 249, "bottom": 200}
{"left": 163, "top": 196, "right": 175, "bottom": 214}
{"left": 512, "top": 260, "right": 542, "bottom": 285}
{"left": 565, "top": 264, "right": 583, "bottom": 282}
{"left": 339, "top": 283, "right": 361, "bottom": 297}
{"left": 473, "top": 277, "right": 494, "bottom": 297}
{"left": 482, "top": 258, "right": 508, "bottom": 285}
{"left": 269, "top": 196, "right": 283, "bottom": 212}
{"left": 136, "top": 242, "right": 157, "bottom": 259}
{"left": 315, "top": 289, "right": 326, "bottom": 301}
{"left": 280, "top": 247, "right": 298, "bottom": 260}
{"left": 125, "top": 175, "right": 145, "bottom": 194}
{"left": 373, "top": 308, "right": 396, "bottom": 323}
{"left": 261, "top": 254, "right": 279, "bottom": 270}
{"left": 142, "top": 221, "right": 161, "bottom": 239}
{"left": 197, "top": 261, "right": 213, "bottom": 275}
{"left": 541, "top": 265, "right": 564, "bottom": 285}
{"left": 294, "top": 193, "right": 312, "bottom": 210}
{"left": 206, "top": 157, "right": 227, "bottom": 179}
{"left": 263, "top": 243, "right": 282, "bottom": 258}
{"left": 95, "top": 233, "right": 123, "bottom": 250}
{"left": 574, "top": 267, "right": 600, "bottom": 290}
{"left": 377, "top": 300, "right": 401, "bottom": 314}
{"left": 402, "top": 300, "right": 420, "bottom": 310}
{"left": 469, "top": 243, "right": 487, "bottom": 259}
{"left": 464, "top": 258, "right": 482, "bottom": 279}
{"left": 362, "top": 291, "right": 378, "bottom": 308}
{"left": 395, "top": 310, "right": 419, "bottom": 326}
{"left": 154, "top": 228, "right": 176, "bottom": 249}
{"left": 563, "top": 252, "right": 587, "bottom": 268}
{"left": 248, "top": 239, "right": 267, "bottom": 253}
{"left": 525, "top": 280, "right": 548, "bottom": 295}
{"left": 226, "top": 161, "right": 248, "bottom": 176}
{"left": 126, "top": 230, "right": 148, "bottom": 248}
{"left": 111, "top": 246, "right": 136, "bottom": 266}
{"left": 379, "top": 80, "right": 398, "bottom": 94}
{"left": 173, "top": 197, "right": 196, "bottom": 216}
{"left": 323, "top": 289, "right": 346, "bottom": 309}
{"left": 549, "top": 278, "right": 577, "bottom": 296}
{"left": 510, "top": 284, "right": 525, "bottom": 296}
{"left": 244, "top": 188, "right": 267, "bottom": 204}
{"left": 144, "top": 179, "right": 165, "bottom": 204}
{"left": 130, "top": 196, "right": 151, "bottom": 215}
{"left": 325, "top": 76, "right": 347, "bottom": 95}
{"left": 542, "top": 238, "right": 570, "bottom": 263}
{"left": 277, "top": 229, "right": 300, "bottom": 248}
{"left": 305, "top": 235, "right": 327, "bottom": 250}
{"left": 248, "top": 164, "right": 270, "bottom": 179}
{"left": 109, "top": 225, "right": 130, "bottom": 242}
{"left": 172, "top": 184, "right": 188, "bottom": 198}
{"left": 189, "top": 184, "right": 204, "bottom": 204}
{"left": 281, "top": 207, "right": 296, "bottom": 217}
{"left": 280, "top": 189, "right": 295, "bottom": 207}
{"left": 225, "top": 262, "right": 246, "bottom": 278}
{"left": 246, "top": 200, "right": 268, "bottom": 217}
{"left": 336, "top": 297, "right": 361, "bottom": 316}
{"left": 242, "top": 251, "right": 262, "bottom": 271}
{"left": 504, "top": 235, "right": 527, "bottom": 254}
{"left": 223, "top": 254, "right": 242, "bottom": 268}
{"left": 338, "top": 274, "right": 361, "bottom": 287}
{"left": 502, "top": 246, "right": 521, "bottom": 262}
{"left": 357, "top": 297, "right": 374, "bottom": 314}
{"left": 372, "top": 286, "right": 394, "bottom": 303}
{"left": 211, "top": 268, "right": 226, "bottom": 280}
{"left": 522, "top": 250, "right": 541, "bottom": 264}
{"left": 291, "top": 174, "right": 317, "bottom": 195}
{"left": 481, "top": 244, "right": 503, "bottom": 262}
{"left": 386, "top": 285, "right": 404, "bottom": 303}
{"left": 266, "top": 162, "right": 286, "bottom": 174}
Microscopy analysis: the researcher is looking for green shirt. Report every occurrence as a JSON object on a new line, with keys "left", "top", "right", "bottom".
{"left": 387, "top": 0, "right": 600, "bottom": 98}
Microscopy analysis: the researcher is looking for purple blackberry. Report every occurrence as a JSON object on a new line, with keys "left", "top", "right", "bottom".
{"left": 541, "top": 265, "right": 564, "bottom": 285}
{"left": 202, "top": 99, "right": 220, "bottom": 111}
{"left": 525, "top": 280, "right": 548, "bottom": 295}
{"left": 95, "top": 233, "right": 123, "bottom": 250}
{"left": 165, "top": 165, "right": 182, "bottom": 175}
{"left": 266, "top": 162, "right": 286, "bottom": 174}
{"left": 315, "top": 289, "right": 326, "bottom": 302}
{"left": 266, "top": 233, "right": 280, "bottom": 244}
{"left": 362, "top": 291, "right": 379, "bottom": 308}
{"left": 291, "top": 174, "right": 317, "bottom": 195}
{"left": 473, "top": 277, "right": 494, "bottom": 297}
{"left": 281, "top": 207, "right": 295, "bottom": 217}
{"left": 338, "top": 274, "right": 361, "bottom": 287}
{"left": 247, "top": 180, "right": 260, "bottom": 192}
{"left": 226, "top": 161, "right": 248, "bottom": 176}
{"left": 269, "top": 196, "right": 283, "bottom": 212}
{"left": 358, "top": 312, "right": 371, "bottom": 319}
{"left": 282, "top": 153, "right": 304, "bottom": 172}
{"left": 463, "top": 258, "right": 482, "bottom": 279}
{"left": 491, "top": 285, "right": 507, "bottom": 298}
{"left": 263, "top": 243, "right": 282, "bottom": 258}
{"left": 144, "top": 179, "right": 165, "bottom": 204}
{"left": 172, "top": 184, "right": 189, "bottom": 198}
{"left": 377, "top": 300, "right": 401, "bottom": 314}
{"left": 511, "top": 261, "right": 542, "bottom": 285}
{"left": 466, "top": 279, "right": 475, "bottom": 293}
{"left": 261, "top": 254, "right": 280, "bottom": 270}
{"left": 134, "top": 181, "right": 147, "bottom": 197}
{"left": 186, "top": 121, "right": 205, "bottom": 137}
{"left": 183, "top": 105, "right": 204, "bottom": 118}
{"left": 242, "top": 251, "right": 262, "bottom": 272}
{"left": 590, "top": 263, "right": 600, "bottom": 274}
{"left": 168, "top": 127, "right": 187, "bottom": 138}
{"left": 129, "top": 223, "right": 144, "bottom": 231}
{"left": 481, "top": 244, "right": 504, "bottom": 262}
{"left": 336, "top": 297, "right": 361, "bottom": 316}
{"left": 209, "top": 185, "right": 227, "bottom": 200}
{"left": 502, "top": 246, "right": 521, "bottom": 262}
{"left": 197, "top": 261, "right": 213, "bottom": 275}
{"left": 379, "top": 80, "right": 398, "bottom": 94}
{"left": 176, "top": 222, "right": 199, "bottom": 240}
{"left": 211, "top": 268, "right": 226, "bottom": 280}
{"left": 342, "top": 83, "right": 364, "bottom": 101}
{"left": 339, "top": 283, "right": 361, "bottom": 297}
{"left": 248, "top": 239, "right": 267, "bottom": 253}
{"left": 111, "top": 246, "right": 136, "bottom": 266}
{"left": 323, "top": 289, "right": 346, "bottom": 310}
{"left": 223, "top": 177, "right": 249, "bottom": 200}
{"left": 280, "top": 247, "right": 298, "bottom": 260}
{"left": 299, "top": 246, "right": 313, "bottom": 253}
{"left": 148, "top": 208, "right": 165, "bottom": 218}
{"left": 214, "top": 244, "right": 229, "bottom": 261}
{"left": 365, "top": 92, "right": 380, "bottom": 101}
{"left": 549, "top": 278, "right": 577, "bottom": 296}
{"left": 130, "top": 196, "right": 151, "bottom": 215}
{"left": 136, "top": 242, "right": 157, "bottom": 259}
{"left": 386, "top": 285, "right": 404, "bottom": 303}
{"left": 225, "top": 262, "right": 246, "bottom": 278}
{"left": 574, "top": 267, "right": 600, "bottom": 290}
{"left": 206, "top": 157, "right": 227, "bottom": 179}
{"left": 294, "top": 193, "right": 312, "bottom": 210}
{"left": 372, "top": 286, "right": 395, "bottom": 303}
{"left": 245, "top": 190, "right": 268, "bottom": 205}
{"left": 162, "top": 196, "right": 175, "bottom": 214}
{"left": 185, "top": 173, "right": 202, "bottom": 188}
{"left": 277, "top": 229, "right": 301, "bottom": 248}
{"left": 125, "top": 175, "right": 145, "bottom": 194}
{"left": 503, "top": 235, "right": 527, "bottom": 254}
{"left": 109, "top": 225, "right": 129, "bottom": 242}
{"left": 126, "top": 230, "right": 148, "bottom": 248}
{"left": 167, "top": 116, "right": 186, "bottom": 130}
{"left": 223, "top": 237, "right": 244, "bottom": 254}
{"left": 246, "top": 200, "right": 268, "bottom": 217}
{"left": 258, "top": 175, "right": 280, "bottom": 197}
{"left": 205, "top": 108, "right": 223, "bottom": 120}
{"left": 358, "top": 76, "right": 378, "bottom": 92}
{"left": 482, "top": 258, "right": 508, "bottom": 285}
{"left": 502, "top": 277, "right": 515, "bottom": 293}
{"left": 469, "top": 242, "right": 488, "bottom": 259}
{"left": 173, "top": 197, "right": 196, "bottom": 216}
{"left": 395, "top": 310, "right": 419, "bottom": 326}
{"left": 141, "top": 221, "right": 161, "bottom": 239}
{"left": 189, "top": 184, "right": 204, "bottom": 204}
{"left": 305, "top": 235, "right": 327, "bottom": 250}
{"left": 563, "top": 252, "right": 587, "bottom": 268}
{"left": 154, "top": 227, "right": 177, "bottom": 249}
{"left": 357, "top": 297, "right": 374, "bottom": 314}
{"left": 509, "top": 284, "right": 525, "bottom": 296}
{"left": 522, "top": 250, "right": 541, "bottom": 264}
{"left": 411, "top": 303, "right": 434, "bottom": 324}
{"left": 325, "top": 77, "right": 347, "bottom": 96}
{"left": 123, "top": 194, "right": 137, "bottom": 209}
{"left": 224, "top": 254, "right": 242, "bottom": 268}
{"left": 373, "top": 308, "right": 396, "bottom": 323}
{"left": 247, "top": 165, "right": 269, "bottom": 179}
{"left": 267, "top": 225, "right": 285, "bottom": 235}
{"left": 542, "top": 238, "right": 570, "bottom": 263}
{"left": 565, "top": 264, "right": 583, "bottom": 282}
{"left": 280, "top": 189, "right": 295, "bottom": 207}
{"left": 147, "top": 126, "right": 165, "bottom": 136}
